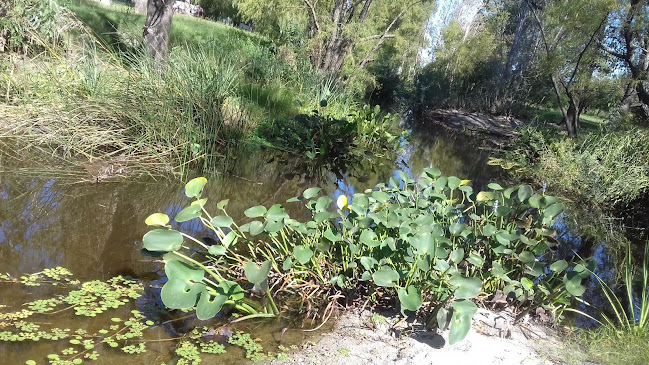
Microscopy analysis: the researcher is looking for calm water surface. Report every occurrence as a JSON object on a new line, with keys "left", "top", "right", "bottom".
{"left": 0, "top": 124, "right": 505, "bottom": 363}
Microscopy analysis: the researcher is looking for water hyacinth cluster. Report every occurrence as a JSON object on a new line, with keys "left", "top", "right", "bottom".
{"left": 142, "top": 169, "right": 587, "bottom": 344}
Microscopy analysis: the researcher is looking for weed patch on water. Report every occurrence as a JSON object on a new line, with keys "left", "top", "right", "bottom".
{"left": 140, "top": 170, "right": 589, "bottom": 345}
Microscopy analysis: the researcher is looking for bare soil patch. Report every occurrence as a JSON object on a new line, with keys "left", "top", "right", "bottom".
{"left": 273, "top": 309, "right": 568, "bottom": 365}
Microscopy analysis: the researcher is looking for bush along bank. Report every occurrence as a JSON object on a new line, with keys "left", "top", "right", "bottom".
{"left": 494, "top": 126, "right": 649, "bottom": 208}
{"left": 142, "top": 169, "right": 589, "bottom": 345}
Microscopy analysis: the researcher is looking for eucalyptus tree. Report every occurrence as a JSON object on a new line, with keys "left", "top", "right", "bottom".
{"left": 236, "top": 0, "right": 433, "bottom": 75}
{"left": 600, "top": 0, "right": 649, "bottom": 121}
{"left": 526, "top": 0, "right": 615, "bottom": 137}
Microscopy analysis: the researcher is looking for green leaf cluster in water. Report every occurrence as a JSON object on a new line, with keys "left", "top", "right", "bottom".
{"left": 142, "top": 170, "right": 588, "bottom": 345}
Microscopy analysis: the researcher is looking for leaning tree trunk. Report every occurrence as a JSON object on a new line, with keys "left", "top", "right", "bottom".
{"left": 135, "top": 0, "right": 147, "bottom": 14}
{"left": 143, "top": 0, "right": 174, "bottom": 64}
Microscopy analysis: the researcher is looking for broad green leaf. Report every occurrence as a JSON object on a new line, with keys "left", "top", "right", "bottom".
{"left": 360, "top": 256, "right": 379, "bottom": 270}
{"left": 161, "top": 260, "right": 205, "bottom": 309}
{"left": 528, "top": 194, "right": 542, "bottom": 208}
{"left": 143, "top": 229, "right": 183, "bottom": 252}
{"left": 244, "top": 260, "right": 272, "bottom": 285}
{"left": 433, "top": 176, "right": 448, "bottom": 191}
{"left": 450, "top": 248, "right": 465, "bottom": 264}
{"left": 324, "top": 228, "right": 342, "bottom": 242}
{"left": 221, "top": 231, "right": 237, "bottom": 248}
{"left": 449, "top": 222, "right": 466, "bottom": 236}
{"left": 564, "top": 271, "right": 586, "bottom": 296}
{"left": 372, "top": 191, "right": 390, "bottom": 203}
{"left": 145, "top": 213, "right": 169, "bottom": 227}
{"left": 434, "top": 259, "right": 450, "bottom": 272}
{"left": 217, "top": 281, "right": 245, "bottom": 301}
{"left": 449, "top": 314, "right": 472, "bottom": 345}
{"left": 185, "top": 177, "right": 208, "bottom": 198}
{"left": 549, "top": 260, "right": 568, "bottom": 273}
{"left": 175, "top": 205, "right": 202, "bottom": 222}
{"left": 448, "top": 300, "right": 478, "bottom": 345}
{"left": 503, "top": 186, "right": 518, "bottom": 199}
{"left": 543, "top": 203, "right": 565, "bottom": 219}
{"left": 447, "top": 176, "right": 461, "bottom": 190}
{"left": 482, "top": 224, "right": 497, "bottom": 236}
{"left": 423, "top": 167, "right": 442, "bottom": 178}
{"left": 360, "top": 229, "right": 380, "bottom": 247}
{"left": 249, "top": 221, "right": 265, "bottom": 236}
{"left": 293, "top": 245, "right": 314, "bottom": 264}
{"left": 452, "top": 299, "right": 478, "bottom": 316}
{"left": 398, "top": 286, "right": 423, "bottom": 313}
{"left": 282, "top": 257, "right": 293, "bottom": 271}
{"left": 303, "top": 187, "right": 321, "bottom": 199}
{"left": 372, "top": 267, "right": 400, "bottom": 287}
{"left": 466, "top": 254, "right": 484, "bottom": 267}
{"left": 518, "top": 251, "right": 536, "bottom": 263}
{"left": 211, "top": 215, "right": 234, "bottom": 227}
{"left": 488, "top": 183, "right": 503, "bottom": 191}
{"left": 518, "top": 184, "right": 533, "bottom": 202}
{"left": 161, "top": 278, "right": 203, "bottom": 309}
{"left": 353, "top": 194, "right": 369, "bottom": 211}
{"left": 450, "top": 275, "right": 482, "bottom": 299}
{"left": 196, "top": 289, "right": 227, "bottom": 320}
{"left": 208, "top": 245, "right": 226, "bottom": 256}
{"left": 191, "top": 198, "right": 208, "bottom": 207}
{"left": 217, "top": 199, "right": 229, "bottom": 210}
{"left": 360, "top": 271, "right": 371, "bottom": 281}
{"left": 315, "top": 196, "right": 333, "bottom": 211}
{"left": 244, "top": 205, "right": 267, "bottom": 218}
{"left": 314, "top": 211, "right": 331, "bottom": 223}
{"left": 411, "top": 232, "right": 435, "bottom": 255}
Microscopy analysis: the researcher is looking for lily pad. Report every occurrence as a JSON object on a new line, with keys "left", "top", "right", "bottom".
{"left": 211, "top": 215, "right": 234, "bottom": 227}
{"left": 196, "top": 288, "right": 227, "bottom": 320}
{"left": 175, "top": 205, "right": 202, "bottom": 222}
{"left": 294, "top": 245, "right": 314, "bottom": 264}
{"left": 145, "top": 213, "right": 169, "bottom": 227}
{"left": 372, "top": 267, "right": 400, "bottom": 287}
{"left": 185, "top": 177, "right": 207, "bottom": 198}
{"left": 398, "top": 286, "right": 423, "bottom": 313}
{"left": 450, "top": 275, "right": 482, "bottom": 299}
{"left": 244, "top": 205, "right": 267, "bottom": 218}
{"left": 244, "top": 260, "right": 272, "bottom": 285}
{"left": 143, "top": 229, "right": 183, "bottom": 252}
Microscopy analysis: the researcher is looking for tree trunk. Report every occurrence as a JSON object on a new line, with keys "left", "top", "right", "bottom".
{"left": 135, "top": 0, "right": 147, "bottom": 14}
{"left": 143, "top": 0, "right": 174, "bottom": 64}
{"left": 565, "top": 97, "right": 580, "bottom": 138}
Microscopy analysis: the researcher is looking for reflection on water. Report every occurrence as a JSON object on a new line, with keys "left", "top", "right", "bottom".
{"left": 0, "top": 126, "right": 509, "bottom": 363}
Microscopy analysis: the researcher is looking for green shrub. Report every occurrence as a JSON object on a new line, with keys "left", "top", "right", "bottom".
{"left": 500, "top": 127, "right": 649, "bottom": 206}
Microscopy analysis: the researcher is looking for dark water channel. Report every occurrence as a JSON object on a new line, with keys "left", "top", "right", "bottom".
{"left": 0, "top": 123, "right": 505, "bottom": 364}
{"left": 0, "top": 122, "right": 621, "bottom": 363}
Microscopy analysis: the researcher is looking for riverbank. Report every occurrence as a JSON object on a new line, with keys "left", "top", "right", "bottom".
{"left": 415, "top": 108, "right": 523, "bottom": 146}
{"left": 273, "top": 309, "right": 570, "bottom": 365}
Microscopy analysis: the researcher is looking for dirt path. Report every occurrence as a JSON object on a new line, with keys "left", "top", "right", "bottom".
{"left": 273, "top": 309, "right": 567, "bottom": 365}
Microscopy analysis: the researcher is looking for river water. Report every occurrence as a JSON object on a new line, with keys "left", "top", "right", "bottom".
{"left": 0, "top": 121, "right": 614, "bottom": 363}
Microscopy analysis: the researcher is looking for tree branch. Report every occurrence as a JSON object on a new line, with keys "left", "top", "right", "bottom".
{"left": 361, "top": 34, "right": 395, "bottom": 41}
{"left": 567, "top": 14, "right": 608, "bottom": 86}
{"left": 303, "top": 0, "right": 320, "bottom": 32}
{"left": 358, "top": 0, "right": 423, "bottom": 68}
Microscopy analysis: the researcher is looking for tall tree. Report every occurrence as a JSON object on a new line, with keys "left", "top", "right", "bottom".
{"left": 236, "top": 0, "right": 432, "bottom": 75}
{"left": 143, "top": 0, "right": 174, "bottom": 63}
{"left": 527, "top": 0, "right": 614, "bottom": 137}
{"left": 600, "top": 0, "right": 649, "bottom": 121}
